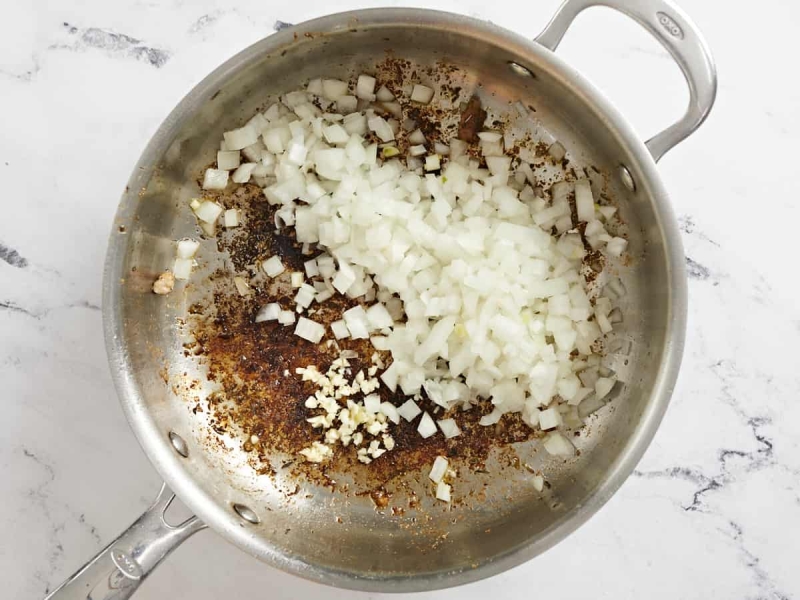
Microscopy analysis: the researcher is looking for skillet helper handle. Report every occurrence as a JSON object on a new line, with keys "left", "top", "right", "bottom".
{"left": 44, "top": 484, "right": 205, "bottom": 600}
{"left": 535, "top": 0, "right": 717, "bottom": 162}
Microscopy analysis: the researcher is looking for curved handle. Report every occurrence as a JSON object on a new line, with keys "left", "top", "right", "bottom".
{"left": 535, "top": 0, "right": 717, "bottom": 162}
{"left": 44, "top": 484, "right": 206, "bottom": 600}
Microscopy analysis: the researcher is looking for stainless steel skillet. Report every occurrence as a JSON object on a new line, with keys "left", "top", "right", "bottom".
{"left": 47, "top": 0, "right": 715, "bottom": 597}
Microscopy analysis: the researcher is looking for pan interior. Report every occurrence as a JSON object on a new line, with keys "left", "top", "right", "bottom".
{"left": 110, "top": 10, "right": 678, "bottom": 589}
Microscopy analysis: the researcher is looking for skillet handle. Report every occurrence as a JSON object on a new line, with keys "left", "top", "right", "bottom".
{"left": 44, "top": 484, "right": 205, "bottom": 600}
{"left": 535, "top": 0, "right": 717, "bottom": 162}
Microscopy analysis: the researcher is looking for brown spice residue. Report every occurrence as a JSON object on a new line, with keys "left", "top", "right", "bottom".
{"left": 458, "top": 96, "right": 487, "bottom": 143}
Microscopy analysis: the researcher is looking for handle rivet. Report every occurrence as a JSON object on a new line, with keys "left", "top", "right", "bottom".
{"left": 233, "top": 503, "right": 260, "bottom": 524}
{"left": 508, "top": 61, "right": 535, "bottom": 78}
{"left": 168, "top": 431, "right": 189, "bottom": 458}
{"left": 619, "top": 165, "right": 636, "bottom": 192}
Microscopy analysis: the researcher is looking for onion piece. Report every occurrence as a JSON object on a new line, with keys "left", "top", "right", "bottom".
{"left": 424, "top": 155, "right": 441, "bottom": 172}
{"left": 606, "top": 237, "right": 628, "bottom": 257}
{"left": 223, "top": 125, "right": 259, "bottom": 150}
{"left": 233, "top": 276, "right": 251, "bottom": 296}
{"left": 379, "top": 402, "right": 400, "bottom": 424}
{"left": 291, "top": 272, "right": 305, "bottom": 288}
{"left": 408, "top": 129, "right": 426, "bottom": 145}
{"left": 199, "top": 220, "right": 216, "bottom": 238}
{"left": 262, "top": 256, "right": 285, "bottom": 277}
{"left": 295, "top": 316, "right": 325, "bottom": 343}
{"left": 548, "top": 141, "right": 566, "bottom": 161}
{"left": 538, "top": 407, "right": 563, "bottom": 430}
{"left": 217, "top": 150, "right": 240, "bottom": 171}
{"left": 343, "top": 305, "right": 370, "bottom": 339}
{"left": 437, "top": 418, "right": 461, "bottom": 439}
{"left": 429, "top": 456, "right": 448, "bottom": 482}
{"left": 397, "top": 398, "right": 421, "bottom": 421}
{"left": 411, "top": 84, "right": 434, "bottom": 104}
{"left": 322, "top": 79, "right": 348, "bottom": 100}
{"left": 543, "top": 431, "right": 575, "bottom": 456}
{"left": 366, "top": 303, "right": 394, "bottom": 330}
{"left": 224, "top": 209, "right": 239, "bottom": 228}
{"left": 172, "top": 258, "right": 193, "bottom": 280}
{"left": 304, "top": 259, "right": 319, "bottom": 278}
{"left": 598, "top": 205, "right": 617, "bottom": 221}
{"left": 337, "top": 96, "right": 358, "bottom": 114}
{"left": 255, "top": 303, "right": 281, "bottom": 322}
{"left": 232, "top": 162, "right": 257, "bottom": 184}
{"left": 376, "top": 86, "right": 394, "bottom": 102}
{"left": 575, "top": 179, "right": 595, "bottom": 222}
{"left": 295, "top": 284, "right": 316, "bottom": 308}
{"left": 417, "top": 412, "right": 437, "bottom": 438}
{"left": 356, "top": 74, "right": 377, "bottom": 100}
{"left": 202, "top": 169, "right": 228, "bottom": 191}
{"left": 363, "top": 393, "right": 381, "bottom": 414}
{"left": 435, "top": 481, "right": 451, "bottom": 502}
{"left": 330, "top": 319, "right": 350, "bottom": 340}
{"left": 595, "top": 376, "right": 616, "bottom": 400}
{"left": 176, "top": 239, "right": 200, "bottom": 259}
{"left": 194, "top": 200, "right": 224, "bottom": 223}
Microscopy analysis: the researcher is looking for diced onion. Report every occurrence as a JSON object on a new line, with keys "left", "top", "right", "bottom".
{"left": 330, "top": 319, "right": 350, "bottom": 339}
{"left": 194, "top": 200, "right": 224, "bottom": 223}
{"left": 543, "top": 431, "right": 575, "bottom": 456}
{"left": 295, "top": 316, "right": 325, "bottom": 343}
{"left": 429, "top": 456, "right": 448, "bottom": 482}
{"left": 322, "top": 79, "right": 348, "bottom": 100}
{"left": 262, "top": 256, "right": 285, "bottom": 277}
{"left": 223, "top": 125, "right": 259, "bottom": 150}
{"left": 548, "top": 141, "right": 566, "bottom": 161}
{"left": 295, "top": 283, "right": 316, "bottom": 308}
{"left": 356, "top": 74, "right": 377, "bottom": 100}
{"left": 343, "top": 305, "right": 370, "bottom": 339}
{"left": 417, "top": 412, "right": 437, "bottom": 438}
{"left": 575, "top": 179, "right": 595, "bottom": 222}
{"left": 366, "top": 303, "right": 394, "bottom": 330}
{"left": 217, "top": 150, "right": 240, "bottom": 171}
{"left": 379, "top": 402, "right": 400, "bottom": 424}
{"left": 172, "top": 258, "right": 193, "bottom": 280}
{"left": 232, "top": 162, "right": 257, "bottom": 184}
{"left": 176, "top": 239, "right": 200, "bottom": 259}
{"left": 255, "top": 303, "right": 281, "bottom": 322}
{"left": 606, "top": 237, "right": 628, "bottom": 257}
{"left": 437, "top": 418, "right": 461, "bottom": 439}
{"left": 595, "top": 376, "right": 616, "bottom": 400}
{"left": 202, "top": 169, "right": 228, "bottom": 191}
{"left": 376, "top": 86, "right": 394, "bottom": 101}
{"left": 224, "top": 209, "right": 239, "bottom": 228}
{"left": 233, "top": 276, "right": 251, "bottom": 296}
{"left": 411, "top": 84, "right": 434, "bottom": 104}
{"left": 435, "top": 481, "right": 451, "bottom": 502}
{"left": 304, "top": 259, "right": 319, "bottom": 278}
{"left": 424, "top": 154, "right": 441, "bottom": 172}
{"left": 364, "top": 393, "right": 381, "bottom": 413}
{"left": 408, "top": 129, "right": 426, "bottom": 145}
{"left": 291, "top": 272, "right": 305, "bottom": 288}
{"left": 538, "top": 407, "right": 562, "bottom": 430}
{"left": 397, "top": 399, "right": 421, "bottom": 421}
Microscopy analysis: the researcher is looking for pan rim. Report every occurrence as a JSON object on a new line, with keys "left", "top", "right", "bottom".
{"left": 103, "top": 7, "right": 687, "bottom": 592}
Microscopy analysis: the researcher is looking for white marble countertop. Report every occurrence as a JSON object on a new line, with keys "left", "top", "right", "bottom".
{"left": 3, "top": 0, "right": 799, "bottom": 598}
